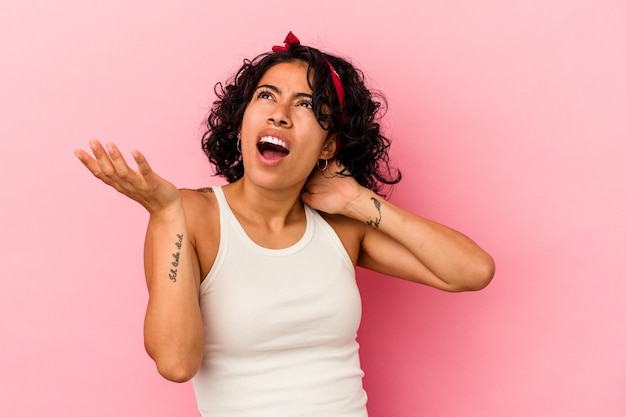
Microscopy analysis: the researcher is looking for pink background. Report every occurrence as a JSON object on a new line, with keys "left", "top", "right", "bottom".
{"left": 1, "top": 0, "right": 625, "bottom": 416}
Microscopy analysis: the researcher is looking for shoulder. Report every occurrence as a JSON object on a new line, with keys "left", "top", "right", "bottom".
{"left": 179, "top": 187, "right": 219, "bottom": 220}
{"left": 179, "top": 187, "right": 221, "bottom": 279}
{"left": 318, "top": 212, "right": 366, "bottom": 266}
{"left": 179, "top": 186, "right": 217, "bottom": 203}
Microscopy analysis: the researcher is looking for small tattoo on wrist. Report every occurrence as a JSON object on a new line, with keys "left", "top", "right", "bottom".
{"left": 169, "top": 233, "right": 183, "bottom": 282}
{"left": 366, "top": 197, "right": 382, "bottom": 229}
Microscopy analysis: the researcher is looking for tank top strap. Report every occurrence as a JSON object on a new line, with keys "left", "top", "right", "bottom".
{"left": 211, "top": 185, "right": 228, "bottom": 215}
{"left": 200, "top": 186, "right": 229, "bottom": 289}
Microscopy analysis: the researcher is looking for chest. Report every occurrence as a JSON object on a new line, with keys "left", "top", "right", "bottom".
{"left": 192, "top": 209, "right": 363, "bottom": 280}
{"left": 199, "top": 218, "right": 361, "bottom": 353}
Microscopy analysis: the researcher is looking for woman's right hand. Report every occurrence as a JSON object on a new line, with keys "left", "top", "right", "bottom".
{"left": 75, "top": 140, "right": 181, "bottom": 215}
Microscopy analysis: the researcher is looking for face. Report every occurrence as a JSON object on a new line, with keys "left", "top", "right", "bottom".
{"left": 239, "top": 60, "right": 336, "bottom": 190}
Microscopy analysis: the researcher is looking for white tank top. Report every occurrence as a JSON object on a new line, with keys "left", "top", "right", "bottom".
{"left": 192, "top": 186, "right": 368, "bottom": 417}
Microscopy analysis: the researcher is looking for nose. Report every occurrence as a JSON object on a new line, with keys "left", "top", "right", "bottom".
{"left": 268, "top": 101, "right": 292, "bottom": 127}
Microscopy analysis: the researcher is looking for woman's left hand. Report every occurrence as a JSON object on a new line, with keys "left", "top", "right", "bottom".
{"left": 301, "top": 160, "right": 365, "bottom": 215}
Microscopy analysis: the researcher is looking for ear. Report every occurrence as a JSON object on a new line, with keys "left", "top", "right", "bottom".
{"left": 319, "top": 134, "right": 337, "bottom": 160}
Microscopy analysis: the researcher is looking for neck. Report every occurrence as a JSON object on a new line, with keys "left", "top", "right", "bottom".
{"left": 224, "top": 178, "right": 306, "bottom": 227}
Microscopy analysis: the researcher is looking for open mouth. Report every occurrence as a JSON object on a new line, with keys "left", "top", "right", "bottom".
{"left": 257, "top": 136, "right": 290, "bottom": 160}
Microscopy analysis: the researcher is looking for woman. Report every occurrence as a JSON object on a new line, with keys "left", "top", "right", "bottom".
{"left": 75, "top": 32, "right": 494, "bottom": 416}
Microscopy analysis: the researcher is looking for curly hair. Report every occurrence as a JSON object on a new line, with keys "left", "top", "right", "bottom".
{"left": 201, "top": 42, "right": 401, "bottom": 194}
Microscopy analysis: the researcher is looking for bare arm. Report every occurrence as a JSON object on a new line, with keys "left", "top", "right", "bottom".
{"left": 302, "top": 161, "right": 495, "bottom": 292}
{"left": 352, "top": 189, "right": 494, "bottom": 291}
{"left": 75, "top": 140, "right": 203, "bottom": 381}
{"left": 143, "top": 201, "right": 203, "bottom": 382}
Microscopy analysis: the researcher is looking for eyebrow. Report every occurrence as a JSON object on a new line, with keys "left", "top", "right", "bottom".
{"left": 255, "top": 84, "right": 312, "bottom": 100}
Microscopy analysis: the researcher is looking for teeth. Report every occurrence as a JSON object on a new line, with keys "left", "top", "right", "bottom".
{"left": 259, "top": 136, "right": 287, "bottom": 149}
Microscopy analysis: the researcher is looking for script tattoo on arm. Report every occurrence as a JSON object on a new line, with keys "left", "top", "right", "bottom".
{"left": 168, "top": 233, "right": 184, "bottom": 283}
{"left": 366, "top": 197, "right": 382, "bottom": 229}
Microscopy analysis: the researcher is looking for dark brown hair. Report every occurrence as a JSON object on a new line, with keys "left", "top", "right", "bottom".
{"left": 201, "top": 43, "right": 401, "bottom": 194}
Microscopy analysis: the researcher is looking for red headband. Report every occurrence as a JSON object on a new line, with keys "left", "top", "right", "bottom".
{"left": 272, "top": 31, "right": 346, "bottom": 113}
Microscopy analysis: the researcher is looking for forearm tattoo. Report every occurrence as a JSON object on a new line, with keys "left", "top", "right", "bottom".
{"left": 168, "top": 233, "right": 183, "bottom": 283}
{"left": 366, "top": 198, "right": 382, "bottom": 229}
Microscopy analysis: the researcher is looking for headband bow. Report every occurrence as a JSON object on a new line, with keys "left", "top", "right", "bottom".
{"left": 271, "top": 31, "right": 346, "bottom": 114}
{"left": 272, "top": 31, "right": 301, "bottom": 52}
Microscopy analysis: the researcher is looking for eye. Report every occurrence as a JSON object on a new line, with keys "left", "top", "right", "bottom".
{"left": 298, "top": 100, "right": 313, "bottom": 110}
{"left": 256, "top": 88, "right": 274, "bottom": 100}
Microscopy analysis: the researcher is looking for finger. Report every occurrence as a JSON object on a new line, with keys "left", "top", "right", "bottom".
{"left": 74, "top": 148, "right": 95, "bottom": 166}
{"left": 333, "top": 161, "right": 351, "bottom": 177}
{"left": 131, "top": 149, "right": 154, "bottom": 177}
{"left": 75, "top": 145, "right": 111, "bottom": 182}
{"left": 88, "top": 139, "right": 117, "bottom": 179}
{"left": 300, "top": 188, "right": 312, "bottom": 206}
{"left": 105, "top": 142, "right": 135, "bottom": 179}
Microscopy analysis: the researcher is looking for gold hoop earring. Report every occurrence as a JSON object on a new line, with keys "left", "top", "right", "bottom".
{"left": 317, "top": 159, "right": 329, "bottom": 171}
